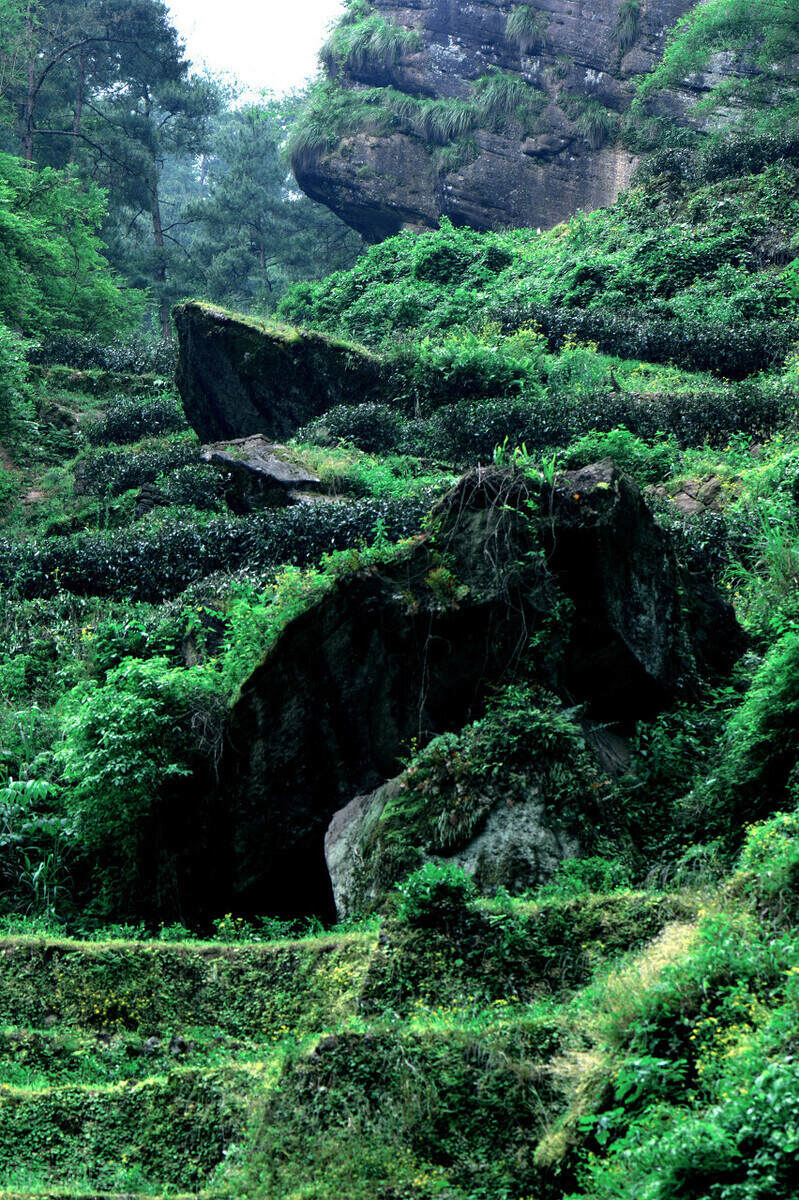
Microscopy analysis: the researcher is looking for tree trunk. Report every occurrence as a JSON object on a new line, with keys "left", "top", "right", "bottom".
{"left": 144, "top": 86, "right": 172, "bottom": 342}
{"left": 70, "top": 46, "right": 88, "bottom": 164}
{"left": 151, "top": 186, "right": 172, "bottom": 341}
{"left": 22, "top": 9, "right": 35, "bottom": 161}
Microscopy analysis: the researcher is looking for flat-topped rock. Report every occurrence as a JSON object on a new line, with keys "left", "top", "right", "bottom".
{"left": 201, "top": 436, "right": 322, "bottom": 510}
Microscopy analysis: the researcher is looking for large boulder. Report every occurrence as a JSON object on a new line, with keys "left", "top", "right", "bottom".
{"left": 212, "top": 461, "right": 742, "bottom": 918}
{"left": 293, "top": 0, "right": 699, "bottom": 241}
{"left": 173, "top": 302, "right": 385, "bottom": 443}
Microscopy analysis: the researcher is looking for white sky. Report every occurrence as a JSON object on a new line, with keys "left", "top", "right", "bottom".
{"left": 167, "top": 0, "right": 345, "bottom": 95}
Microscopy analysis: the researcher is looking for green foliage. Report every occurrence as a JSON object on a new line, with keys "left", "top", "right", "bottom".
{"left": 637, "top": 0, "right": 799, "bottom": 137}
{"left": 564, "top": 428, "right": 678, "bottom": 485}
{"left": 0, "top": 321, "right": 30, "bottom": 440}
{"left": 74, "top": 436, "right": 199, "bottom": 497}
{"left": 538, "top": 856, "right": 633, "bottom": 898}
{"left": 573, "top": 914, "right": 799, "bottom": 1200}
{"left": 56, "top": 656, "right": 226, "bottom": 913}
{"left": 737, "top": 811, "right": 799, "bottom": 914}
{"left": 0, "top": 778, "right": 73, "bottom": 917}
{"left": 395, "top": 861, "right": 477, "bottom": 928}
{"left": 690, "top": 632, "right": 799, "bottom": 835}
{"left": 0, "top": 153, "right": 143, "bottom": 340}
{"left": 351, "top": 688, "right": 611, "bottom": 911}
{"left": 300, "top": 402, "right": 406, "bottom": 454}
{"left": 290, "top": 70, "right": 544, "bottom": 167}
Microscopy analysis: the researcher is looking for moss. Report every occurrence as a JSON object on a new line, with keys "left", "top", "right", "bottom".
{"left": 0, "top": 1067, "right": 257, "bottom": 1191}
{"left": 0, "top": 933, "right": 377, "bottom": 1040}
{"left": 346, "top": 687, "right": 610, "bottom": 912}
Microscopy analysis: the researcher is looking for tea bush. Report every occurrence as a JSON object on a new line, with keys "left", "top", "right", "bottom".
{"left": 83, "top": 391, "right": 188, "bottom": 446}
{"left": 27, "top": 332, "right": 175, "bottom": 375}
{"left": 0, "top": 495, "right": 430, "bottom": 600}
{"left": 299, "top": 402, "right": 407, "bottom": 453}
{"left": 74, "top": 437, "right": 199, "bottom": 497}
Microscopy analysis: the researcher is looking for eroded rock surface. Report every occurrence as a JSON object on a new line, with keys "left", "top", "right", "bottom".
{"left": 294, "top": 0, "right": 698, "bottom": 240}
{"left": 173, "top": 302, "right": 384, "bottom": 443}
{"left": 215, "top": 461, "right": 742, "bottom": 918}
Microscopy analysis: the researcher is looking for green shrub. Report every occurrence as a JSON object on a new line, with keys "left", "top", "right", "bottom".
{"left": 27, "top": 332, "right": 174, "bottom": 375}
{"left": 688, "top": 632, "right": 799, "bottom": 837}
{"left": 299, "top": 403, "right": 406, "bottom": 453}
{"left": 83, "top": 391, "right": 188, "bottom": 446}
{"left": 74, "top": 437, "right": 199, "bottom": 497}
{"left": 395, "top": 861, "right": 476, "bottom": 928}
{"left": 538, "top": 856, "right": 632, "bottom": 897}
{"left": 157, "top": 462, "right": 227, "bottom": 510}
{"left": 0, "top": 322, "right": 31, "bottom": 440}
{"left": 737, "top": 811, "right": 799, "bottom": 912}
{"left": 57, "top": 656, "right": 226, "bottom": 915}
{"left": 564, "top": 428, "right": 678, "bottom": 484}
{"left": 0, "top": 495, "right": 430, "bottom": 600}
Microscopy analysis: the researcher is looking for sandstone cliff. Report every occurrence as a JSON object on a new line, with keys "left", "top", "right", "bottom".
{"left": 292, "top": 0, "right": 697, "bottom": 240}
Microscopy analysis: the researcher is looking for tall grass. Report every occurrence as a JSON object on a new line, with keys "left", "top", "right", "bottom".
{"left": 321, "top": 11, "right": 421, "bottom": 76}
{"left": 614, "top": 0, "right": 642, "bottom": 53}
{"left": 506, "top": 4, "right": 549, "bottom": 54}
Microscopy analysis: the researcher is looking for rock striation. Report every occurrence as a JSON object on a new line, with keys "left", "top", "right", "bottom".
{"left": 214, "top": 461, "right": 743, "bottom": 918}
{"left": 292, "top": 0, "right": 697, "bottom": 240}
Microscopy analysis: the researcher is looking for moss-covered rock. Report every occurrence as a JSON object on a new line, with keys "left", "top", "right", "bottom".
{"left": 326, "top": 687, "right": 598, "bottom": 916}
{"left": 173, "top": 302, "right": 385, "bottom": 443}
{"left": 218, "top": 461, "right": 742, "bottom": 918}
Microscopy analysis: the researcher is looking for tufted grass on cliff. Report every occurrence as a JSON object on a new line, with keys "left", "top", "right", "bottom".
{"left": 320, "top": 6, "right": 421, "bottom": 76}
{"left": 506, "top": 4, "right": 550, "bottom": 54}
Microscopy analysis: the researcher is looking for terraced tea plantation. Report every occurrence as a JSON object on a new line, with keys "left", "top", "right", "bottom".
{"left": 0, "top": 887, "right": 698, "bottom": 1198}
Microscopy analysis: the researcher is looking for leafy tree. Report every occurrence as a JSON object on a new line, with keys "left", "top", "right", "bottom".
{"left": 182, "top": 98, "right": 363, "bottom": 310}
{"left": 0, "top": 149, "right": 143, "bottom": 338}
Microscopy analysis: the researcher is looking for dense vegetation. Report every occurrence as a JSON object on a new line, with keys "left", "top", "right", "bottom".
{"left": 1, "top": 0, "right": 799, "bottom": 1197}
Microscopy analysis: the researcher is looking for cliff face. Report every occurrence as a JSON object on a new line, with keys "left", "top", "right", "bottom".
{"left": 293, "top": 0, "right": 696, "bottom": 240}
